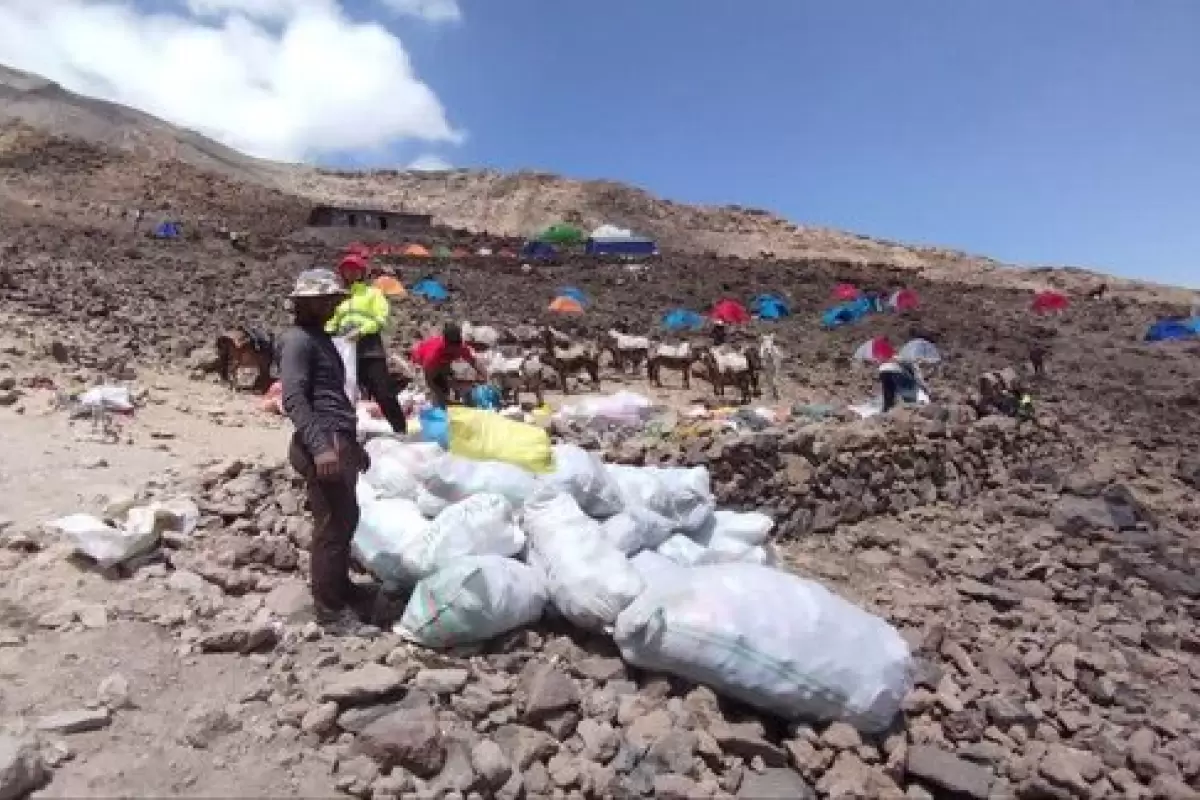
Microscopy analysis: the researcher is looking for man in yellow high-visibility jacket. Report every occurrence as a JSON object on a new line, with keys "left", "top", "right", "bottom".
{"left": 327, "top": 254, "right": 407, "bottom": 434}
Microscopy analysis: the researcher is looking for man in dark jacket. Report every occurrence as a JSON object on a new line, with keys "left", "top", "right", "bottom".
{"left": 280, "top": 269, "right": 370, "bottom": 631}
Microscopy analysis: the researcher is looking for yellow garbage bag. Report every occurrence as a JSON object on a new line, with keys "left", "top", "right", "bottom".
{"left": 448, "top": 407, "right": 553, "bottom": 473}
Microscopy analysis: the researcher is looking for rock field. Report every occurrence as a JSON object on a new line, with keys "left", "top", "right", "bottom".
{"left": 0, "top": 123, "right": 1199, "bottom": 799}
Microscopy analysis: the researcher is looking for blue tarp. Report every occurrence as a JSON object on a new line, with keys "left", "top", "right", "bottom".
{"left": 753, "top": 294, "right": 790, "bottom": 320}
{"left": 153, "top": 222, "right": 181, "bottom": 239}
{"left": 411, "top": 278, "right": 449, "bottom": 302}
{"left": 585, "top": 236, "right": 659, "bottom": 257}
{"left": 662, "top": 308, "right": 705, "bottom": 331}
{"left": 1145, "top": 317, "right": 1200, "bottom": 342}
{"left": 558, "top": 287, "right": 588, "bottom": 304}
{"left": 520, "top": 241, "right": 559, "bottom": 261}
{"left": 820, "top": 298, "right": 873, "bottom": 329}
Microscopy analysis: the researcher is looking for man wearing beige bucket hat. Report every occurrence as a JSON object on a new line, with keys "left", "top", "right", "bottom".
{"left": 279, "top": 269, "right": 371, "bottom": 632}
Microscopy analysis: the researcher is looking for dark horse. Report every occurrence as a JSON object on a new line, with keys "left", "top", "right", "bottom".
{"left": 215, "top": 327, "right": 276, "bottom": 392}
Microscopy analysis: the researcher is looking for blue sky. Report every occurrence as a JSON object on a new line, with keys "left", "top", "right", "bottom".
{"left": 377, "top": 0, "right": 1200, "bottom": 287}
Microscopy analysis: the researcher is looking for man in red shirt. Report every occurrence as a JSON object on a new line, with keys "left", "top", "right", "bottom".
{"left": 411, "top": 322, "right": 488, "bottom": 408}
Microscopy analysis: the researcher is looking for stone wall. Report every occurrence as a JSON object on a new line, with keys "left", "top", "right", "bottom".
{"left": 605, "top": 405, "right": 1070, "bottom": 537}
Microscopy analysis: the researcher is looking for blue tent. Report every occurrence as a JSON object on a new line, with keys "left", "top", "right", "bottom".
{"left": 820, "top": 298, "right": 873, "bottom": 329}
{"left": 411, "top": 278, "right": 449, "bottom": 302}
{"left": 153, "top": 221, "right": 181, "bottom": 239}
{"left": 662, "top": 308, "right": 705, "bottom": 331}
{"left": 1145, "top": 318, "right": 1200, "bottom": 342}
{"left": 558, "top": 286, "right": 588, "bottom": 305}
{"left": 585, "top": 236, "right": 659, "bottom": 257}
{"left": 520, "top": 241, "right": 559, "bottom": 261}
{"left": 752, "top": 294, "right": 790, "bottom": 320}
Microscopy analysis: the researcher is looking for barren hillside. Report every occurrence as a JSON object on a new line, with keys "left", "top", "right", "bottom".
{"left": 0, "top": 61, "right": 1193, "bottom": 304}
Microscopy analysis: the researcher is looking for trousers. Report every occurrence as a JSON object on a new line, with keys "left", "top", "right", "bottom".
{"left": 288, "top": 432, "right": 365, "bottom": 611}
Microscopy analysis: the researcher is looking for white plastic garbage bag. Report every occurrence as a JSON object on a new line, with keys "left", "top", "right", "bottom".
{"left": 351, "top": 498, "right": 431, "bottom": 587}
{"left": 629, "top": 550, "right": 688, "bottom": 586}
{"left": 656, "top": 534, "right": 710, "bottom": 566}
{"left": 421, "top": 454, "right": 539, "bottom": 507}
{"left": 522, "top": 488, "right": 643, "bottom": 631}
{"left": 363, "top": 444, "right": 423, "bottom": 500}
{"left": 696, "top": 509, "right": 774, "bottom": 547}
{"left": 395, "top": 556, "right": 548, "bottom": 647}
{"left": 416, "top": 494, "right": 525, "bottom": 576}
{"left": 366, "top": 439, "right": 443, "bottom": 473}
{"left": 48, "top": 513, "right": 158, "bottom": 567}
{"left": 614, "top": 564, "right": 913, "bottom": 733}
{"left": 658, "top": 531, "right": 776, "bottom": 567}
{"left": 543, "top": 444, "right": 623, "bottom": 518}
{"left": 607, "top": 464, "right": 715, "bottom": 533}
{"left": 78, "top": 386, "right": 134, "bottom": 413}
{"left": 702, "top": 534, "right": 778, "bottom": 567}
{"left": 415, "top": 487, "right": 451, "bottom": 519}
{"left": 356, "top": 477, "right": 378, "bottom": 506}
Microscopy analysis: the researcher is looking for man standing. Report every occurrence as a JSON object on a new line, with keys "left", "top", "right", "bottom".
{"left": 280, "top": 269, "right": 369, "bottom": 630}
{"left": 327, "top": 254, "right": 408, "bottom": 434}
{"left": 411, "top": 322, "right": 488, "bottom": 408}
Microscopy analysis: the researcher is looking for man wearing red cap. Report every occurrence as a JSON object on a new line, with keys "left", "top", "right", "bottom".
{"left": 327, "top": 254, "right": 407, "bottom": 434}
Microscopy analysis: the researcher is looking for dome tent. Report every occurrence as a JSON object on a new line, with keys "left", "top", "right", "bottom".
{"left": 710, "top": 299, "right": 751, "bottom": 325}
{"left": 411, "top": 278, "right": 449, "bottom": 302}
{"left": 852, "top": 337, "right": 896, "bottom": 363}
{"left": 538, "top": 224, "right": 585, "bottom": 245}
{"left": 1031, "top": 291, "right": 1070, "bottom": 314}
{"left": 548, "top": 297, "right": 585, "bottom": 315}
{"left": 752, "top": 294, "right": 790, "bottom": 320}
{"left": 832, "top": 283, "right": 860, "bottom": 301}
{"left": 372, "top": 275, "right": 406, "bottom": 297}
{"left": 663, "top": 308, "right": 705, "bottom": 331}
{"left": 898, "top": 338, "right": 941, "bottom": 363}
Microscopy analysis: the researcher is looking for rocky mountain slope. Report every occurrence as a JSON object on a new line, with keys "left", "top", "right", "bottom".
{"left": 2, "top": 62, "right": 1190, "bottom": 303}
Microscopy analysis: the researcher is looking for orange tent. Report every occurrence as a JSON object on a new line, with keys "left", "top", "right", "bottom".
{"left": 402, "top": 243, "right": 431, "bottom": 258}
{"left": 548, "top": 297, "right": 585, "bottom": 315}
{"left": 372, "top": 275, "right": 406, "bottom": 297}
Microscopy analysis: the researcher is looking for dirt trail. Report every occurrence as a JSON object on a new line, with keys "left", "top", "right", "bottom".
{"left": 0, "top": 331, "right": 289, "bottom": 530}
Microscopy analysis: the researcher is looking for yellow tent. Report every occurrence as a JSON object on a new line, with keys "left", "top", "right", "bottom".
{"left": 372, "top": 275, "right": 407, "bottom": 297}
{"left": 402, "top": 243, "right": 431, "bottom": 258}
{"left": 548, "top": 297, "right": 585, "bottom": 315}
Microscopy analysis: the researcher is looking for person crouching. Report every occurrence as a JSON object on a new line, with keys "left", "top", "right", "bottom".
{"left": 411, "top": 322, "right": 488, "bottom": 409}
{"left": 878, "top": 357, "right": 930, "bottom": 412}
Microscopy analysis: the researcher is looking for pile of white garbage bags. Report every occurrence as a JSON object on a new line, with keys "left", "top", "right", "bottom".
{"left": 352, "top": 440, "right": 913, "bottom": 732}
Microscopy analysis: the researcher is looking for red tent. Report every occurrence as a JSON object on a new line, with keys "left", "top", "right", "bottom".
{"left": 852, "top": 337, "right": 896, "bottom": 363}
{"left": 832, "top": 283, "right": 860, "bottom": 301}
{"left": 889, "top": 288, "right": 920, "bottom": 312}
{"left": 1031, "top": 291, "right": 1070, "bottom": 314}
{"left": 710, "top": 299, "right": 751, "bottom": 324}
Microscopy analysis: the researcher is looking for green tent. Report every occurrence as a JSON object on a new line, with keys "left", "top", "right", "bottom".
{"left": 538, "top": 224, "right": 585, "bottom": 245}
{"left": 433, "top": 244, "right": 452, "bottom": 260}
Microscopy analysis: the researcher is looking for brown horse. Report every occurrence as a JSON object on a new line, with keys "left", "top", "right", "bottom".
{"left": 215, "top": 328, "right": 274, "bottom": 392}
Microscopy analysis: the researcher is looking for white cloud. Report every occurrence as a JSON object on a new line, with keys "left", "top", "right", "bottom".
{"left": 381, "top": 0, "right": 461, "bottom": 23}
{"left": 0, "top": 0, "right": 464, "bottom": 162}
{"left": 408, "top": 154, "right": 452, "bottom": 171}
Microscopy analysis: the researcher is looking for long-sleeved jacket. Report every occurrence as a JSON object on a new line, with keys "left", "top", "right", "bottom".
{"left": 280, "top": 326, "right": 356, "bottom": 456}
{"left": 325, "top": 281, "right": 389, "bottom": 338}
